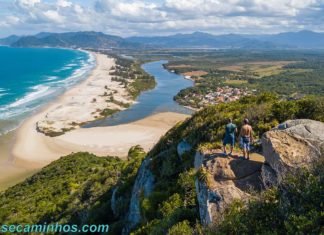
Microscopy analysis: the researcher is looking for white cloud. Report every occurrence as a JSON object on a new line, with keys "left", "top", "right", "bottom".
{"left": 6, "top": 16, "right": 21, "bottom": 25}
{"left": 18, "top": 0, "right": 41, "bottom": 6}
{"left": 57, "top": 0, "right": 72, "bottom": 8}
{"left": 95, "top": 0, "right": 166, "bottom": 22}
{"left": 74, "top": 4, "right": 83, "bottom": 14}
{"left": 43, "top": 10, "right": 64, "bottom": 23}
{"left": 1, "top": 0, "right": 323, "bottom": 37}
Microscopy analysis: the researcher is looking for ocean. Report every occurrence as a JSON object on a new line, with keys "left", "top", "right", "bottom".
{"left": 0, "top": 46, "right": 95, "bottom": 135}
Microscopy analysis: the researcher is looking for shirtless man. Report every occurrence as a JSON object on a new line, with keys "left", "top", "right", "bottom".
{"left": 239, "top": 118, "right": 254, "bottom": 160}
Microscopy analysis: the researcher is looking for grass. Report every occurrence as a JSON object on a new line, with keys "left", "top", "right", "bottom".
{"left": 224, "top": 80, "right": 248, "bottom": 85}
{"left": 252, "top": 65, "right": 284, "bottom": 77}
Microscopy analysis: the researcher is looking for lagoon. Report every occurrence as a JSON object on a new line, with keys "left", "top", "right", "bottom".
{"left": 85, "top": 60, "right": 194, "bottom": 127}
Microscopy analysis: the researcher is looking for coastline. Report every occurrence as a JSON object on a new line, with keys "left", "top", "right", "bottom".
{"left": 0, "top": 52, "right": 191, "bottom": 190}
{"left": 0, "top": 47, "right": 95, "bottom": 136}
{"left": 36, "top": 52, "right": 135, "bottom": 136}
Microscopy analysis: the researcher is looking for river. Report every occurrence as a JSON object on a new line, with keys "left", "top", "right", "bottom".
{"left": 85, "top": 60, "right": 194, "bottom": 127}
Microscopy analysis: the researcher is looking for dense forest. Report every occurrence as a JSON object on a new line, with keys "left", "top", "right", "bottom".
{"left": 0, "top": 94, "right": 323, "bottom": 234}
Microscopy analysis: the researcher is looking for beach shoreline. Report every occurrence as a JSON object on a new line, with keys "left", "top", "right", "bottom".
{"left": 36, "top": 52, "right": 135, "bottom": 136}
{"left": 0, "top": 52, "right": 191, "bottom": 190}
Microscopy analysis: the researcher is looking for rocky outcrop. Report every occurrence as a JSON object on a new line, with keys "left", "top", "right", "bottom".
{"left": 123, "top": 158, "right": 154, "bottom": 234}
{"left": 195, "top": 119, "right": 324, "bottom": 226}
{"left": 111, "top": 187, "right": 118, "bottom": 217}
{"left": 195, "top": 151, "right": 264, "bottom": 225}
{"left": 262, "top": 119, "right": 324, "bottom": 185}
{"left": 177, "top": 139, "right": 192, "bottom": 157}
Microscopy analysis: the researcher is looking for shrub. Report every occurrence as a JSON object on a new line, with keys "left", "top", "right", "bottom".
{"left": 211, "top": 159, "right": 324, "bottom": 234}
{"left": 159, "top": 194, "right": 183, "bottom": 217}
{"left": 168, "top": 220, "right": 193, "bottom": 235}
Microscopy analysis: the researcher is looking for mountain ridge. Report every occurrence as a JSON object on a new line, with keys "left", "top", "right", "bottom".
{"left": 7, "top": 31, "right": 142, "bottom": 49}
{"left": 1, "top": 30, "right": 324, "bottom": 49}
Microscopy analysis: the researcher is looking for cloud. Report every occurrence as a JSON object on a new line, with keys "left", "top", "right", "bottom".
{"left": 43, "top": 10, "right": 64, "bottom": 23}
{"left": 0, "top": 0, "right": 323, "bottom": 37}
{"left": 95, "top": 0, "right": 167, "bottom": 23}
{"left": 57, "top": 0, "right": 72, "bottom": 8}
{"left": 18, "top": 0, "right": 41, "bottom": 6}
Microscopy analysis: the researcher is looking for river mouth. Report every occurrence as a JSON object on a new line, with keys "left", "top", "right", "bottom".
{"left": 84, "top": 60, "right": 194, "bottom": 127}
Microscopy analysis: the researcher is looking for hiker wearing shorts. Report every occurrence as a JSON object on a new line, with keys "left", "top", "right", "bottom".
{"left": 222, "top": 118, "right": 237, "bottom": 156}
{"left": 239, "top": 118, "right": 254, "bottom": 160}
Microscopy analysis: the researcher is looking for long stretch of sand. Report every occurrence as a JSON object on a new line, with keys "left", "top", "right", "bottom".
{"left": 0, "top": 52, "right": 190, "bottom": 190}
{"left": 37, "top": 52, "right": 135, "bottom": 135}
{"left": 12, "top": 111, "right": 188, "bottom": 164}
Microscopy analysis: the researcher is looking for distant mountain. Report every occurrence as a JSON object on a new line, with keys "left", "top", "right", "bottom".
{"left": 2, "top": 30, "right": 324, "bottom": 49}
{"left": 127, "top": 30, "right": 324, "bottom": 49}
{"left": 11, "top": 31, "right": 141, "bottom": 49}
{"left": 0, "top": 35, "right": 21, "bottom": 45}
{"left": 266, "top": 30, "right": 324, "bottom": 48}
{"left": 34, "top": 32, "right": 54, "bottom": 39}
{"left": 126, "top": 31, "right": 281, "bottom": 49}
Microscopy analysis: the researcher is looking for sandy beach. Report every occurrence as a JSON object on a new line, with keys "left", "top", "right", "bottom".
{"left": 12, "top": 111, "right": 189, "bottom": 164}
{"left": 37, "top": 52, "right": 135, "bottom": 136}
{"left": 0, "top": 52, "right": 190, "bottom": 190}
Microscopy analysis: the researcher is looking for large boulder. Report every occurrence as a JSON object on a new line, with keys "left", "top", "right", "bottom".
{"left": 195, "top": 152, "right": 264, "bottom": 225}
{"left": 262, "top": 119, "right": 323, "bottom": 182}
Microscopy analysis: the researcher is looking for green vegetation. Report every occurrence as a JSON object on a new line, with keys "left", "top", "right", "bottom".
{"left": 100, "top": 108, "right": 119, "bottom": 117}
{"left": 0, "top": 146, "right": 146, "bottom": 234}
{"left": 212, "top": 158, "right": 323, "bottom": 235}
{"left": 108, "top": 55, "right": 156, "bottom": 99}
{"left": 1, "top": 94, "right": 323, "bottom": 234}
{"left": 130, "top": 93, "right": 324, "bottom": 234}
{"left": 0, "top": 153, "right": 122, "bottom": 224}
{"left": 155, "top": 49, "right": 324, "bottom": 108}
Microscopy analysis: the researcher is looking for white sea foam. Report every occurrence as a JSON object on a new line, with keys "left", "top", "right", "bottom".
{"left": 45, "top": 76, "right": 59, "bottom": 81}
{"left": 0, "top": 50, "right": 95, "bottom": 123}
{"left": 0, "top": 85, "right": 54, "bottom": 119}
{"left": 66, "top": 63, "right": 78, "bottom": 66}
{"left": 0, "top": 93, "right": 9, "bottom": 98}
{"left": 8, "top": 85, "right": 52, "bottom": 108}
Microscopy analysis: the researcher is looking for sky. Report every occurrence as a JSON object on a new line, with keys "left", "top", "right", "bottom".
{"left": 0, "top": 0, "right": 323, "bottom": 38}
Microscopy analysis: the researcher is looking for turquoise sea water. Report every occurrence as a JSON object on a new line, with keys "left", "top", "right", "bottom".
{"left": 0, "top": 46, "right": 94, "bottom": 135}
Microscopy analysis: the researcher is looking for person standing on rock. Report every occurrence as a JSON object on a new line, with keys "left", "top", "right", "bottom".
{"left": 239, "top": 118, "right": 254, "bottom": 160}
{"left": 223, "top": 118, "right": 237, "bottom": 156}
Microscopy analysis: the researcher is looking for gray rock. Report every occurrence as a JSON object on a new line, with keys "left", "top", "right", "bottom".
{"left": 276, "top": 119, "right": 324, "bottom": 149}
{"left": 262, "top": 119, "right": 323, "bottom": 178}
{"left": 177, "top": 139, "right": 192, "bottom": 157}
{"left": 194, "top": 151, "right": 204, "bottom": 169}
{"left": 123, "top": 158, "right": 154, "bottom": 234}
{"left": 111, "top": 187, "right": 118, "bottom": 217}
{"left": 195, "top": 151, "right": 263, "bottom": 225}
{"left": 261, "top": 164, "right": 278, "bottom": 188}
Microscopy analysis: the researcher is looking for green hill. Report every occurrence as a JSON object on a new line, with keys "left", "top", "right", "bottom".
{"left": 0, "top": 146, "right": 145, "bottom": 232}
{"left": 0, "top": 94, "right": 323, "bottom": 234}
{"left": 11, "top": 32, "right": 141, "bottom": 49}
